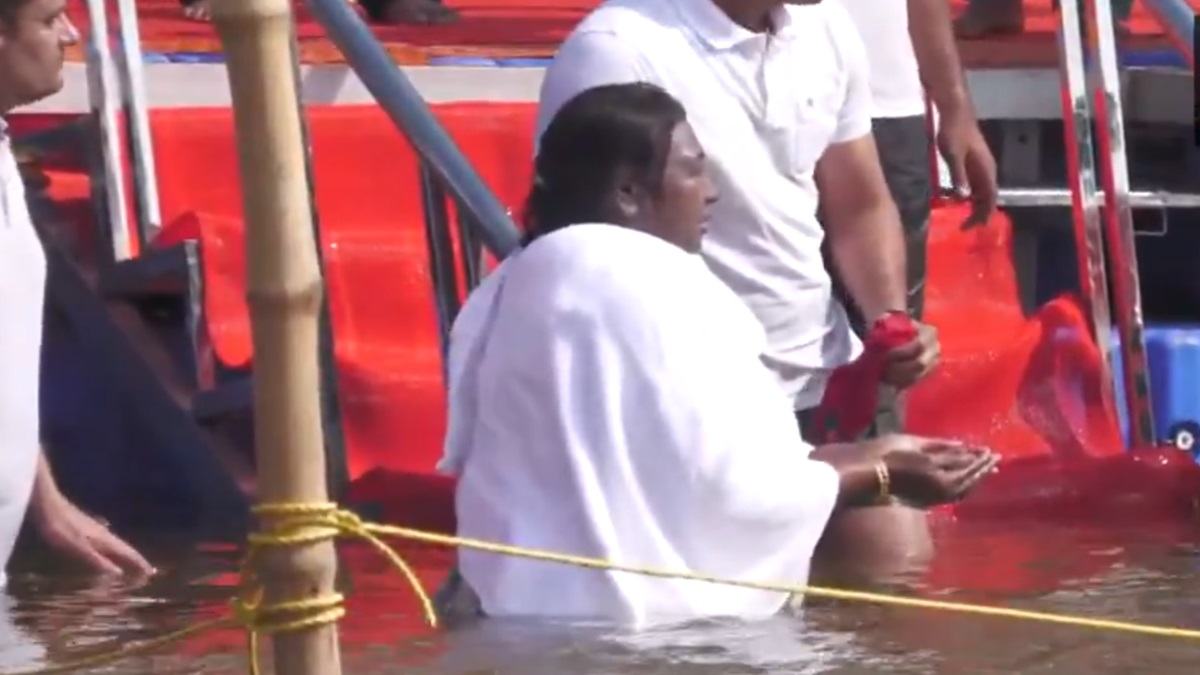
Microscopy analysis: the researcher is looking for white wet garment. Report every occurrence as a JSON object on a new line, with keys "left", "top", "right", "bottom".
{"left": 439, "top": 224, "right": 841, "bottom": 627}
{"left": 0, "top": 121, "right": 46, "bottom": 589}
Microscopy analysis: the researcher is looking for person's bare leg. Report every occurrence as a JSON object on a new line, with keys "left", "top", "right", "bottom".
{"left": 811, "top": 504, "right": 933, "bottom": 586}
{"left": 954, "top": 0, "right": 1025, "bottom": 38}
{"left": 797, "top": 401, "right": 932, "bottom": 585}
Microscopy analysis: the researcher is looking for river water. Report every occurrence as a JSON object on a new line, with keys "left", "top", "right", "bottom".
{"left": 1, "top": 519, "right": 1198, "bottom": 674}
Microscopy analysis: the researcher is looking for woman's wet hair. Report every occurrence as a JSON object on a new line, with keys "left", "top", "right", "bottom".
{"left": 523, "top": 82, "right": 687, "bottom": 246}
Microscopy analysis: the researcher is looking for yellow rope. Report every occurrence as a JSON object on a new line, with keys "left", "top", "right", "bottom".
{"left": 8, "top": 501, "right": 1200, "bottom": 675}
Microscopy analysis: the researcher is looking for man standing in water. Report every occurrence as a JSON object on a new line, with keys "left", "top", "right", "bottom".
{"left": 534, "top": 0, "right": 941, "bottom": 576}
{"left": 838, "top": 0, "right": 997, "bottom": 322}
{"left": 0, "top": 0, "right": 154, "bottom": 579}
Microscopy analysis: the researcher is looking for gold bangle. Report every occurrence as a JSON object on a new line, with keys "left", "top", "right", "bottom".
{"left": 874, "top": 461, "right": 891, "bottom": 504}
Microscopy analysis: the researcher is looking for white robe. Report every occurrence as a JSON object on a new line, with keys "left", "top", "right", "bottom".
{"left": 0, "top": 124, "right": 46, "bottom": 589}
{"left": 439, "top": 224, "right": 840, "bottom": 627}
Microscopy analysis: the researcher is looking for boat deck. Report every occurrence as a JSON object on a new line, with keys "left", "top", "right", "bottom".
{"left": 71, "top": 0, "right": 1190, "bottom": 67}
{"left": 32, "top": 0, "right": 1192, "bottom": 117}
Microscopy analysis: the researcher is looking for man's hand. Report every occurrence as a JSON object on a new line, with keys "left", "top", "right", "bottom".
{"left": 906, "top": 0, "right": 999, "bottom": 227}
{"left": 937, "top": 108, "right": 998, "bottom": 228}
{"left": 882, "top": 321, "right": 940, "bottom": 388}
{"left": 30, "top": 495, "right": 155, "bottom": 577}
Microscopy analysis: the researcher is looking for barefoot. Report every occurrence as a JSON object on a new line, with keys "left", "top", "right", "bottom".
{"left": 954, "top": 0, "right": 1024, "bottom": 39}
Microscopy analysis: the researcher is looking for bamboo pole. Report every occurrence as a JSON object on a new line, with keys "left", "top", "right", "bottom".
{"left": 209, "top": 1, "right": 343, "bottom": 674}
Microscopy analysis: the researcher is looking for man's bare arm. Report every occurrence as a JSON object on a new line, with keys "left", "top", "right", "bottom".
{"left": 909, "top": 0, "right": 998, "bottom": 217}
{"left": 909, "top": 0, "right": 973, "bottom": 115}
{"left": 28, "top": 448, "right": 155, "bottom": 574}
{"left": 28, "top": 451, "right": 64, "bottom": 522}
{"left": 815, "top": 136, "right": 908, "bottom": 324}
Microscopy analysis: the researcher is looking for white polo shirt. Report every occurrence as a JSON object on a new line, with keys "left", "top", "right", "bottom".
{"left": 835, "top": 0, "right": 925, "bottom": 119}
{"left": 536, "top": 0, "right": 870, "bottom": 409}
{"left": 0, "top": 120, "right": 48, "bottom": 585}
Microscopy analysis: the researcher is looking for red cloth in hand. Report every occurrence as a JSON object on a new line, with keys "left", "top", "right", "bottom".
{"left": 808, "top": 311, "right": 918, "bottom": 443}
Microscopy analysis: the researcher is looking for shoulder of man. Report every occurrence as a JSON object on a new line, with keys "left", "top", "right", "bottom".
{"left": 536, "top": 0, "right": 677, "bottom": 144}
{"left": 568, "top": 0, "right": 680, "bottom": 41}
{"left": 781, "top": 0, "right": 861, "bottom": 44}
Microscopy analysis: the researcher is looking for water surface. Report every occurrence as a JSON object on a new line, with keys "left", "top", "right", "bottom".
{"left": 2, "top": 521, "right": 1198, "bottom": 674}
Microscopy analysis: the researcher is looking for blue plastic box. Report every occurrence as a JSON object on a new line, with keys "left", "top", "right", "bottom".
{"left": 1109, "top": 324, "right": 1200, "bottom": 460}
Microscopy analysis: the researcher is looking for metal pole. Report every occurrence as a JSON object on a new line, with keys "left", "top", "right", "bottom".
{"left": 1140, "top": 0, "right": 1195, "bottom": 69}
{"left": 995, "top": 187, "right": 1200, "bottom": 208}
{"left": 1056, "top": 0, "right": 1116, "bottom": 384}
{"left": 82, "top": 0, "right": 131, "bottom": 262}
{"left": 113, "top": 0, "right": 162, "bottom": 248}
{"left": 303, "top": 0, "right": 521, "bottom": 258}
{"left": 1083, "top": 0, "right": 1157, "bottom": 446}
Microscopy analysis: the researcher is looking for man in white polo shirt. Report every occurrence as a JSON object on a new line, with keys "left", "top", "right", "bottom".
{"left": 838, "top": 0, "right": 997, "bottom": 321}
{"left": 1, "top": 0, "right": 154, "bottom": 583}
{"left": 535, "top": 0, "right": 941, "bottom": 574}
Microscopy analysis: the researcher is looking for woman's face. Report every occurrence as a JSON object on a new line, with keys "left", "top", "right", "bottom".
{"left": 636, "top": 121, "right": 718, "bottom": 253}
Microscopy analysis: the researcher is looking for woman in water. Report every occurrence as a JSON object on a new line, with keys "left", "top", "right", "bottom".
{"left": 436, "top": 82, "right": 998, "bottom": 628}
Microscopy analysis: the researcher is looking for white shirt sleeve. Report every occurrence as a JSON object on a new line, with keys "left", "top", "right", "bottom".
{"left": 825, "top": 4, "right": 875, "bottom": 144}
{"left": 535, "top": 31, "right": 654, "bottom": 145}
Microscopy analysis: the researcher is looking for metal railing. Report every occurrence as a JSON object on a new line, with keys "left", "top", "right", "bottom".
{"left": 113, "top": 0, "right": 162, "bottom": 244}
{"left": 82, "top": 0, "right": 161, "bottom": 262}
{"left": 1056, "top": 0, "right": 1159, "bottom": 446}
{"left": 996, "top": 188, "right": 1200, "bottom": 209}
{"left": 304, "top": 0, "right": 521, "bottom": 358}
{"left": 82, "top": 0, "right": 520, "bottom": 357}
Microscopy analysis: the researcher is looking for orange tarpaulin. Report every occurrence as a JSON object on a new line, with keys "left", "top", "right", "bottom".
{"left": 31, "top": 100, "right": 1198, "bottom": 609}
{"left": 37, "top": 101, "right": 1198, "bottom": 504}
{"left": 147, "top": 104, "right": 536, "bottom": 480}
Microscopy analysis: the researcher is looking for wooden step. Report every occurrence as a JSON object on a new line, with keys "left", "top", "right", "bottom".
{"left": 30, "top": 187, "right": 253, "bottom": 527}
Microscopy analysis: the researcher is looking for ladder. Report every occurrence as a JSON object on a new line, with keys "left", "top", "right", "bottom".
{"left": 1048, "top": 0, "right": 1195, "bottom": 448}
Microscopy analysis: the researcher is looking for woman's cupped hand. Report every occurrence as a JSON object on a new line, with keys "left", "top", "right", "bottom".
{"left": 874, "top": 435, "right": 1000, "bottom": 508}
